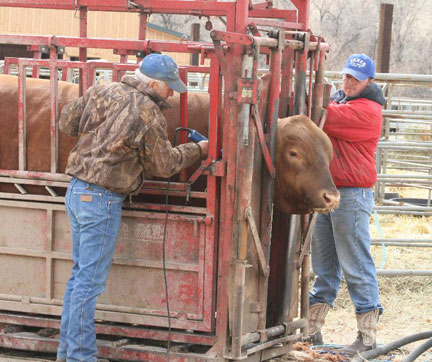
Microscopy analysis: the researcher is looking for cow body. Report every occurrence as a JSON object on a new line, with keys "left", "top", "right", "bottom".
{"left": 0, "top": 74, "right": 339, "bottom": 213}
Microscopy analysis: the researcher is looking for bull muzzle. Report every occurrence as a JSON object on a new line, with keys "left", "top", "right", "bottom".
{"left": 313, "top": 190, "right": 340, "bottom": 213}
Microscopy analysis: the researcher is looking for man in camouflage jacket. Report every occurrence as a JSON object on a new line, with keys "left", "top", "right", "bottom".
{"left": 56, "top": 54, "right": 208, "bottom": 362}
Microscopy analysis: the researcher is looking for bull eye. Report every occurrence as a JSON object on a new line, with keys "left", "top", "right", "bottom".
{"left": 290, "top": 151, "right": 297, "bottom": 157}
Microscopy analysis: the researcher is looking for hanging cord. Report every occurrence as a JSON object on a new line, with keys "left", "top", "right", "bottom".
{"left": 162, "top": 128, "right": 189, "bottom": 361}
{"left": 161, "top": 130, "right": 184, "bottom": 361}
{"left": 162, "top": 174, "right": 171, "bottom": 362}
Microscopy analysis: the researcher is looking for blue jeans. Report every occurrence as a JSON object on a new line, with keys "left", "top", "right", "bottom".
{"left": 309, "top": 187, "right": 383, "bottom": 315}
{"left": 57, "top": 178, "right": 125, "bottom": 362}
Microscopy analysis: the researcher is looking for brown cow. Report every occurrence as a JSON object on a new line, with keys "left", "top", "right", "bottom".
{"left": 0, "top": 74, "right": 339, "bottom": 213}
{"left": 275, "top": 115, "right": 339, "bottom": 214}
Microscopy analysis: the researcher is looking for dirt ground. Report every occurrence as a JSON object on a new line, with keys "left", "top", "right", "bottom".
{"left": 271, "top": 191, "right": 432, "bottom": 362}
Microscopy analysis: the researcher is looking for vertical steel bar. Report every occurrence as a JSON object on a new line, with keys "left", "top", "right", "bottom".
{"left": 78, "top": 6, "right": 87, "bottom": 97}
{"left": 31, "top": 50, "right": 41, "bottom": 78}
{"left": 138, "top": 12, "right": 147, "bottom": 42}
{"left": 201, "top": 56, "right": 222, "bottom": 333}
{"left": 258, "top": 37, "right": 282, "bottom": 331}
{"left": 232, "top": 52, "right": 255, "bottom": 360}
{"left": 311, "top": 48, "right": 326, "bottom": 125}
{"left": 278, "top": 214, "right": 300, "bottom": 323}
{"left": 212, "top": 4, "right": 238, "bottom": 357}
{"left": 45, "top": 209, "right": 54, "bottom": 299}
{"left": 300, "top": 218, "right": 312, "bottom": 337}
{"left": 230, "top": 0, "right": 250, "bottom": 358}
{"left": 376, "top": 3, "right": 394, "bottom": 73}
{"left": 208, "top": 57, "right": 222, "bottom": 160}
{"left": 190, "top": 23, "right": 200, "bottom": 66}
{"left": 50, "top": 47, "right": 59, "bottom": 174}
{"left": 18, "top": 62, "right": 27, "bottom": 171}
{"left": 293, "top": 45, "right": 307, "bottom": 116}
{"left": 179, "top": 67, "right": 188, "bottom": 183}
{"left": 279, "top": 47, "right": 294, "bottom": 118}
{"left": 307, "top": 48, "right": 314, "bottom": 118}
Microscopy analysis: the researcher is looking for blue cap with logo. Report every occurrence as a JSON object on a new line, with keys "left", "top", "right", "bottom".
{"left": 139, "top": 53, "right": 187, "bottom": 93}
{"left": 342, "top": 54, "right": 375, "bottom": 81}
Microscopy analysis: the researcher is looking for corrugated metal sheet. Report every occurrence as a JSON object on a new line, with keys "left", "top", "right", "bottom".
{"left": 0, "top": 7, "right": 191, "bottom": 64}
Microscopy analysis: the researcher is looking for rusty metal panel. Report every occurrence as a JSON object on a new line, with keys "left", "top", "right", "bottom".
{"left": 0, "top": 200, "right": 215, "bottom": 332}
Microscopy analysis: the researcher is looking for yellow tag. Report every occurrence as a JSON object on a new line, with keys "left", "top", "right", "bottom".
{"left": 80, "top": 194, "right": 93, "bottom": 202}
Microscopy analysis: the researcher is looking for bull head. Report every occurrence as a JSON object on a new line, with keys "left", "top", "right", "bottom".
{"left": 274, "top": 115, "right": 340, "bottom": 214}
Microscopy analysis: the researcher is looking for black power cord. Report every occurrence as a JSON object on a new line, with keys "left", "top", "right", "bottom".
{"left": 162, "top": 128, "right": 187, "bottom": 362}
{"left": 162, "top": 174, "right": 171, "bottom": 362}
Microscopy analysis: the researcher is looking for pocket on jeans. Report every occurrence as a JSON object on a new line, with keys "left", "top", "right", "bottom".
{"left": 74, "top": 191, "right": 102, "bottom": 222}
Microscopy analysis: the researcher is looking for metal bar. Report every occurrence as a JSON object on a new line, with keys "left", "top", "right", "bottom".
{"left": 231, "top": 261, "right": 247, "bottom": 359}
{"left": 278, "top": 47, "right": 294, "bottom": 118}
{"left": 49, "top": 48, "right": 59, "bottom": 174}
{"left": 325, "top": 71, "right": 432, "bottom": 84}
{"left": 0, "top": 0, "right": 234, "bottom": 13}
{"left": 372, "top": 238, "right": 432, "bottom": 243}
{"left": 306, "top": 46, "right": 314, "bottom": 118}
{"left": 293, "top": 32, "right": 308, "bottom": 115}
{"left": 0, "top": 312, "right": 216, "bottom": 345}
{"left": 78, "top": 6, "right": 87, "bottom": 96}
{"left": 178, "top": 67, "right": 188, "bottom": 183}
{"left": 13, "top": 183, "right": 27, "bottom": 194}
{"left": 377, "top": 270, "right": 432, "bottom": 276}
{"left": 278, "top": 214, "right": 300, "bottom": 323}
{"left": 256, "top": 33, "right": 282, "bottom": 332}
{"left": 246, "top": 207, "right": 269, "bottom": 277}
{"left": 372, "top": 242, "right": 432, "bottom": 247}
{"left": 296, "top": 213, "right": 317, "bottom": 268}
{"left": 300, "top": 252, "right": 310, "bottom": 337}
{"left": 376, "top": 3, "right": 393, "bottom": 73}
{"left": 0, "top": 169, "right": 71, "bottom": 181}
{"left": 311, "top": 47, "right": 326, "bottom": 124}
{"left": 251, "top": 105, "right": 275, "bottom": 177}
{"left": 18, "top": 63, "right": 26, "bottom": 171}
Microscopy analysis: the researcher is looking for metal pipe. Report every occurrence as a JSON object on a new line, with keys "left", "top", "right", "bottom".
{"left": 324, "top": 71, "right": 432, "bottom": 84}
{"left": 375, "top": 210, "right": 432, "bottom": 216}
{"left": 240, "top": 319, "right": 307, "bottom": 345}
{"left": 377, "top": 270, "right": 432, "bottom": 276}
{"left": 372, "top": 238, "right": 432, "bottom": 243}
{"left": 278, "top": 215, "right": 300, "bottom": 324}
{"left": 372, "top": 242, "right": 432, "bottom": 247}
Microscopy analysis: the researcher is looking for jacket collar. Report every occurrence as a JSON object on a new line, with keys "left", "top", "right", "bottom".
{"left": 121, "top": 75, "right": 171, "bottom": 110}
{"left": 330, "top": 82, "right": 386, "bottom": 106}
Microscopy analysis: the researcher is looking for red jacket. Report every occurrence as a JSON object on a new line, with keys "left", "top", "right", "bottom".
{"left": 324, "top": 92, "right": 383, "bottom": 188}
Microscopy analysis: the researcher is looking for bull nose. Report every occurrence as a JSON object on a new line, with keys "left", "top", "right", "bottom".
{"left": 322, "top": 191, "right": 340, "bottom": 208}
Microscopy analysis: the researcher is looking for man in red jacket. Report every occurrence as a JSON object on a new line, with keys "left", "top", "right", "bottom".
{"left": 307, "top": 54, "right": 385, "bottom": 355}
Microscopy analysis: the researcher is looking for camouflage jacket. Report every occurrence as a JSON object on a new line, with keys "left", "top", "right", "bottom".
{"left": 59, "top": 76, "right": 201, "bottom": 195}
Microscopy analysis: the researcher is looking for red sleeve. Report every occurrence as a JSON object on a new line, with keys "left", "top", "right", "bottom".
{"left": 324, "top": 98, "right": 382, "bottom": 142}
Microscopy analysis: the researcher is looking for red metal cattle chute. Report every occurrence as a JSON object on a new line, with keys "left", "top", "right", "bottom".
{"left": 0, "top": 0, "right": 329, "bottom": 360}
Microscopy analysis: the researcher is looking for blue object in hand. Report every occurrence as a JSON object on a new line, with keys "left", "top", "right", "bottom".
{"left": 188, "top": 129, "right": 208, "bottom": 143}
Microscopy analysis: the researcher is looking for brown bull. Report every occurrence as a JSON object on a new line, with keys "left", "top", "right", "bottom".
{"left": 0, "top": 74, "right": 339, "bottom": 213}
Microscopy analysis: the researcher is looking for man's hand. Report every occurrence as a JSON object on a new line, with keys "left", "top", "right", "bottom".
{"left": 198, "top": 140, "right": 209, "bottom": 159}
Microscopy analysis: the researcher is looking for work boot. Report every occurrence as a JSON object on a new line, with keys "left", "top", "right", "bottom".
{"left": 342, "top": 309, "right": 379, "bottom": 356}
{"left": 306, "top": 303, "right": 330, "bottom": 345}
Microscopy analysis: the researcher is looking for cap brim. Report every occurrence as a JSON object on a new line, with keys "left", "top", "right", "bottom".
{"left": 342, "top": 68, "right": 369, "bottom": 81}
{"left": 166, "top": 78, "right": 187, "bottom": 93}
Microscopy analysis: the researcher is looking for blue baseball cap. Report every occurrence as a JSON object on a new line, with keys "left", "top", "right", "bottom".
{"left": 342, "top": 54, "right": 375, "bottom": 81}
{"left": 139, "top": 53, "right": 187, "bottom": 93}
